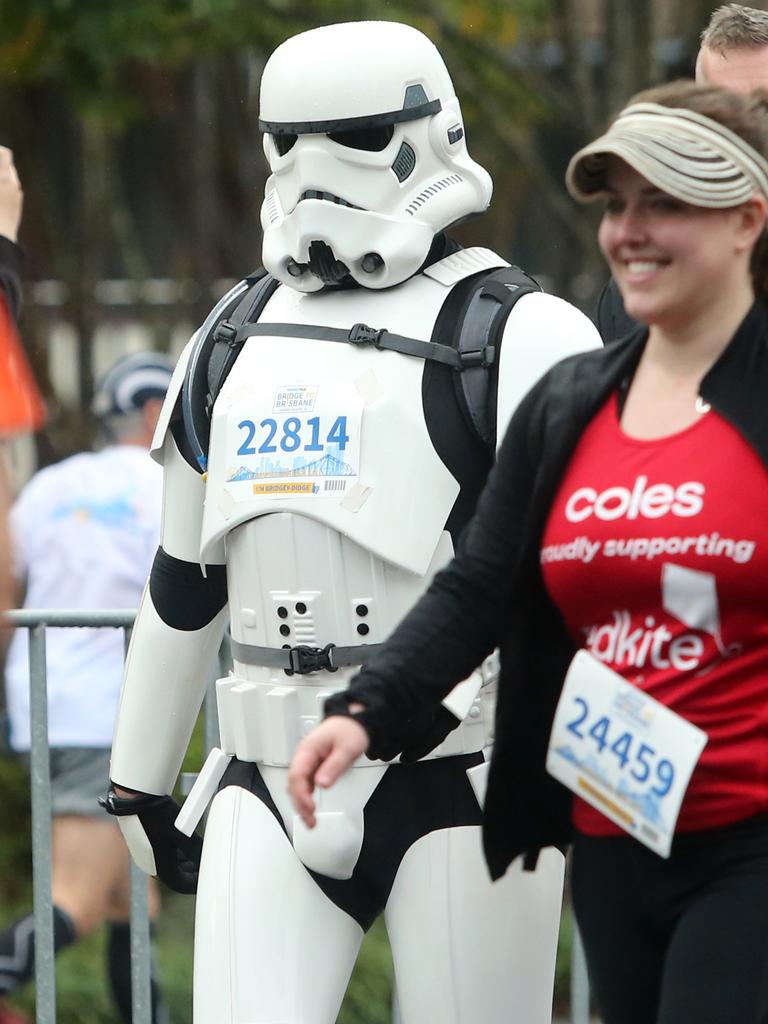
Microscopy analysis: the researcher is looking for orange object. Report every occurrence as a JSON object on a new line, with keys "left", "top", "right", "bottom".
{"left": 0, "top": 293, "right": 45, "bottom": 434}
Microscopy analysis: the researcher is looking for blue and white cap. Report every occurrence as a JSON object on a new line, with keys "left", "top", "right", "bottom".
{"left": 92, "top": 351, "right": 175, "bottom": 418}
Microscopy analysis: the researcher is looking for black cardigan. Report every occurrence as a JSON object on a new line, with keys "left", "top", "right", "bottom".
{"left": 0, "top": 236, "right": 22, "bottom": 320}
{"left": 326, "top": 300, "right": 768, "bottom": 880}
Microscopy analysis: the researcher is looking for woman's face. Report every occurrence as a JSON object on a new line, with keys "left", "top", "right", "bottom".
{"left": 597, "top": 158, "right": 759, "bottom": 330}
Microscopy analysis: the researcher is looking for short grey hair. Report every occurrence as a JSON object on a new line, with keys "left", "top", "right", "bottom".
{"left": 100, "top": 410, "right": 146, "bottom": 444}
{"left": 701, "top": 5, "right": 768, "bottom": 52}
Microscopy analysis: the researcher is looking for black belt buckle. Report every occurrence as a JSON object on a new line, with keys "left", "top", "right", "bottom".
{"left": 286, "top": 643, "right": 338, "bottom": 675}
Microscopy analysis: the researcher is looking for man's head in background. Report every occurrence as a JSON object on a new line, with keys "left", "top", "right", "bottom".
{"left": 92, "top": 351, "right": 174, "bottom": 448}
{"left": 696, "top": 4, "right": 768, "bottom": 91}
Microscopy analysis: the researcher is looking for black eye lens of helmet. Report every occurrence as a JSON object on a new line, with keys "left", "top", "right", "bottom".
{"left": 328, "top": 124, "right": 395, "bottom": 152}
{"left": 273, "top": 133, "right": 297, "bottom": 156}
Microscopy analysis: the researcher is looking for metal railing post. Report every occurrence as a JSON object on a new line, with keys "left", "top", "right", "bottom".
{"left": 28, "top": 622, "right": 56, "bottom": 1024}
{"left": 123, "top": 624, "right": 152, "bottom": 1024}
{"left": 128, "top": 863, "right": 152, "bottom": 1024}
{"left": 4, "top": 609, "right": 145, "bottom": 1023}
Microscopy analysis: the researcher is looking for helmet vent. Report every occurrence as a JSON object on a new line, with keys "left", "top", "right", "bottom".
{"left": 405, "top": 174, "right": 463, "bottom": 216}
{"left": 403, "top": 84, "right": 430, "bottom": 108}
{"left": 264, "top": 189, "right": 281, "bottom": 225}
{"left": 392, "top": 142, "right": 416, "bottom": 183}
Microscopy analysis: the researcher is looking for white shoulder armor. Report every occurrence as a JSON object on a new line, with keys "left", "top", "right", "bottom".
{"left": 149, "top": 333, "right": 195, "bottom": 464}
{"left": 422, "top": 246, "right": 508, "bottom": 285}
{"left": 496, "top": 291, "right": 602, "bottom": 445}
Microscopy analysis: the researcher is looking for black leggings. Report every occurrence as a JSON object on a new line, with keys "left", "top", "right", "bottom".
{"left": 571, "top": 815, "right": 768, "bottom": 1024}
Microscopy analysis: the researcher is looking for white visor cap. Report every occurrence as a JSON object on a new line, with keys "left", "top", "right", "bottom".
{"left": 566, "top": 102, "right": 768, "bottom": 209}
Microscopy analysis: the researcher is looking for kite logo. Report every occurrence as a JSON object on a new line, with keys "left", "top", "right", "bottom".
{"left": 585, "top": 563, "right": 740, "bottom": 674}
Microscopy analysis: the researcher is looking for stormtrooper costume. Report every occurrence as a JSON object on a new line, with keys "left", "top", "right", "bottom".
{"left": 106, "top": 21, "right": 601, "bottom": 1024}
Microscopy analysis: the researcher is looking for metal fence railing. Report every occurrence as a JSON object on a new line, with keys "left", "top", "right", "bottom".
{"left": 1, "top": 608, "right": 593, "bottom": 1024}
{"left": 2, "top": 609, "right": 151, "bottom": 1024}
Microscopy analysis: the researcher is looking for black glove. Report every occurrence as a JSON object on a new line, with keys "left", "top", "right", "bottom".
{"left": 373, "top": 704, "right": 462, "bottom": 764}
{"left": 101, "top": 785, "right": 202, "bottom": 895}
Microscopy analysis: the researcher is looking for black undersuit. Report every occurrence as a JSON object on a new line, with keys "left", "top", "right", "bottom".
{"left": 219, "top": 751, "right": 484, "bottom": 930}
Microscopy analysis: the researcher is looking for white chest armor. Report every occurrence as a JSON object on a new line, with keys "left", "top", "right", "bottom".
{"left": 207, "top": 248, "right": 507, "bottom": 766}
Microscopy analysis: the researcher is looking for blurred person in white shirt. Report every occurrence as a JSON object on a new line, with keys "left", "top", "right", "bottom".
{"left": 1, "top": 352, "right": 173, "bottom": 1024}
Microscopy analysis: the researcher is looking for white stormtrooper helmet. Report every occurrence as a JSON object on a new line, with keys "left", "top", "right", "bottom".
{"left": 259, "top": 21, "right": 493, "bottom": 291}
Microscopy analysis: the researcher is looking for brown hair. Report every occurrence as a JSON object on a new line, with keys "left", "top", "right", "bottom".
{"left": 701, "top": 4, "right": 768, "bottom": 52}
{"left": 622, "top": 80, "right": 768, "bottom": 300}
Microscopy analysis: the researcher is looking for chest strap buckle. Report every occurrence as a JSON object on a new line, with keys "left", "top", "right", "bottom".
{"left": 348, "top": 323, "right": 384, "bottom": 346}
{"left": 212, "top": 319, "right": 240, "bottom": 347}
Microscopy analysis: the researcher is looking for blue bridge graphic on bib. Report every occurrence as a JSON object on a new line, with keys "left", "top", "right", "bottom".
{"left": 227, "top": 451, "right": 355, "bottom": 482}
{"left": 553, "top": 743, "right": 669, "bottom": 831}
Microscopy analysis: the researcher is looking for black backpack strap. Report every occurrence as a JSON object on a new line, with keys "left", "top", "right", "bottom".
{"left": 454, "top": 265, "right": 541, "bottom": 448}
{"left": 206, "top": 272, "right": 281, "bottom": 403}
{"left": 181, "top": 268, "right": 279, "bottom": 470}
{"left": 223, "top": 321, "right": 467, "bottom": 369}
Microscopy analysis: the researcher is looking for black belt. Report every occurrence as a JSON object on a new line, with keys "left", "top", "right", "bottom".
{"left": 230, "top": 639, "right": 384, "bottom": 676}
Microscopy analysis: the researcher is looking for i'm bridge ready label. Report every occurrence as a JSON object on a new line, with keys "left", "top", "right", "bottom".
{"left": 224, "top": 381, "right": 363, "bottom": 499}
{"left": 546, "top": 651, "right": 707, "bottom": 857}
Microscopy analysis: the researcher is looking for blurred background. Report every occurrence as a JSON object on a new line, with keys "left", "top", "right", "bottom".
{"left": 4, "top": 0, "right": 746, "bottom": 476}
{"left": 0, "top": 1, "right": 763, "bottom": 1020}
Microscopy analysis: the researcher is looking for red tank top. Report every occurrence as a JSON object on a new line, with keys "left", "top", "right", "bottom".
{"left": 541, "top": 394, "right": 768, "bottom": 835}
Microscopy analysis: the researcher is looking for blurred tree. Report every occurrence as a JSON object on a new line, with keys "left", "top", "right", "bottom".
{"left": 0, "top": 0, "right": 717, "bottom": 455}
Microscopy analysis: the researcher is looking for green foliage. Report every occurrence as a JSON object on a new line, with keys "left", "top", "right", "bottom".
{"left": 0, "top": 0, "right": 280, "bottom": 122}
{"left": 0, "top": 0, "right": 559, "bottom": 126}
{"left": 0, "top": 2, "right": 188, "bottom": 81}
{"left": 339, "top": 921, "right": 394, "bottom": 1024}
{"left": 0, "top": 750, "right": 32, "bottom": 905}
{"left": 4, "top": 899, "right": 395, "bottom": 1024}
{"left": 555, "top": 899, "right": 575, "bottom": 1012}
{"left": 14, "top": 928, "right": 122, "bottom": 1023}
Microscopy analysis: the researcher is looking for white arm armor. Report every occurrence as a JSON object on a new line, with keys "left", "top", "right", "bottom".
{"left": 495, "top": 291, "right": 602, "bottom": 447}
{"left": 111, "top": 287, "right": 249, "bottom": 801}
{"left": 110, "top": 427, "right": 228, "bottom": 796}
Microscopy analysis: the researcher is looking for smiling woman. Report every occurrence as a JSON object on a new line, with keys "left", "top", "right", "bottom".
{"left": 288, "top": 80, "right": 768, "bottom": 1024}
{"left": 567, "top": 81, "right": 768, "bottom": 439}
{"left": 596, "top": 163, "right": 759, "bottom": 337}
